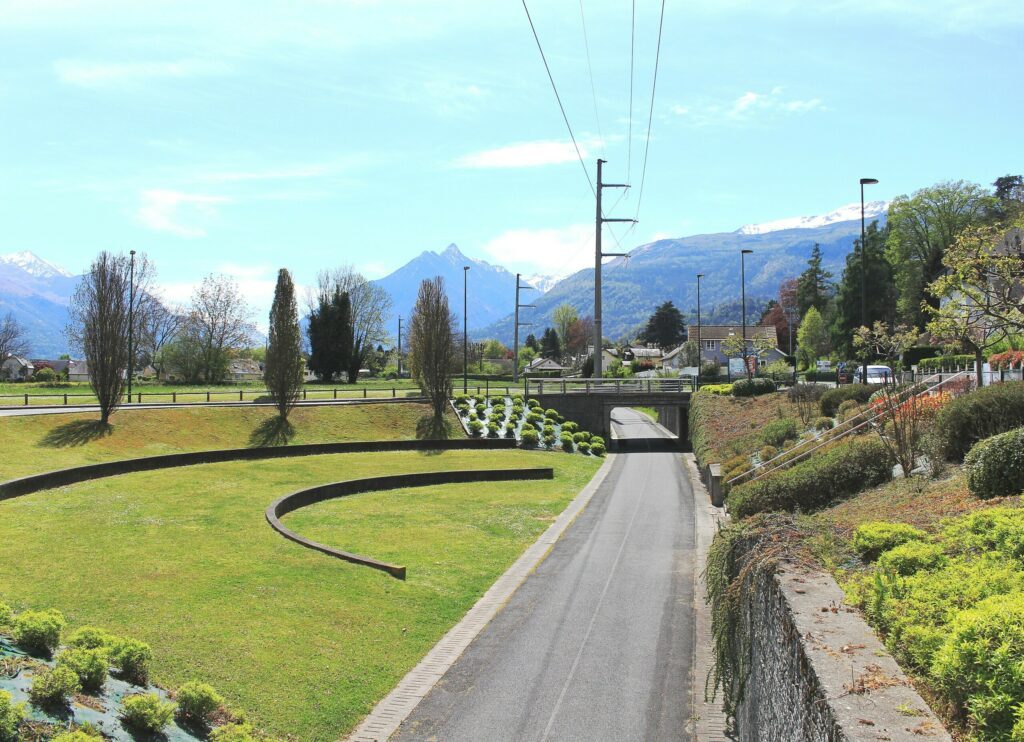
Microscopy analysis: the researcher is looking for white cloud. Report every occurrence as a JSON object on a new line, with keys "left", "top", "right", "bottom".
{"left": 671, "top": 87, "right": 826, "bottom": 127}
{"left": 480, "top": 224, "right": 593, "bottom": 275}
{"left": 53, "top": 58, "right": 230, "bottom": 88}
{"left": 454, "top": 140, "right": 588, "bottom": 169}
{"left": 137, "top": 189, "right": 231, "bottom": 237}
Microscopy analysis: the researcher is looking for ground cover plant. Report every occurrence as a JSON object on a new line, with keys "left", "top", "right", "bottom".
{"left": 0, "top": 450, "right": 600, "bottom": 738}
{"left": 0, "top": 403, "right": 442, "bottom": 480}
{"left": 688, "top": 388, "right": 802, "bottom": 469}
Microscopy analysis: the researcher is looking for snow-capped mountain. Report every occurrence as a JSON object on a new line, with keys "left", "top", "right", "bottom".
{"left": 736, "top": 201, "right": 889, "bottom": 236}
{"left": 0, "top": 251, "right": 73, "bottom": 279}
{"left": 523, "top": 274, "right": 560, "bottom": 294}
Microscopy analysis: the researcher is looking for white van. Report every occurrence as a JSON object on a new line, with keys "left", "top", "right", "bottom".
{"left": 855, "top": 365, "right": 895, "bottom": 384}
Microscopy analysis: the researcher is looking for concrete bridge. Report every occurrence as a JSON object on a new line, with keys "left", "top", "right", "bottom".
{"left": 523, "top": 377, "right": 694, "bottom": 442}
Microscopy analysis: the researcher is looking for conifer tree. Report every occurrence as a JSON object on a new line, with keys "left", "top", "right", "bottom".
{"left": 265, "top": 269, "right": 305, "bottom": 419}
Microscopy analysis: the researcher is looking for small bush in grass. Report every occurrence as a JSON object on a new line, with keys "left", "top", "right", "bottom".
{"left": 760, "top": 418, "right": 797, "bottom": 448}
{"left": 57, "top": 647, "right": 109, "bottom": 692}
{"left": 67, "top": 626, "right": 116, "bottom": 650}
{"left": 813, "top": 416, "right": 834, "bottom": 431}
{"left": 175, "top": 681, "right": 224, "bottom": 725}
{"left": 819, "top": 384, "right": 880, "bottom": 416}
{"left": 836, "top": 399, "right": 863, "bottom": 423}
{"left": 210, "top": 723, "right": 259, "bottom": 742}
{"left": 964, "top": 427, "right": 1024, "bottom": 500}
{"left": 14, "top": 609, "right": 65, "bottom": 656}
{"left": 852, "top": 521, "right": 928, "bottom": 561}
{"left": 468, "top": 419, "right": 484, "bottom": 437}
{"left": 731, "top": 378, "right": 776, "bottom": 397}
{"left": 520, "top": 429, "right": 539, "bottom": 447}
{"left": 578, "top": 441, "right": 591, "bottom": 454}
{"left": 110, "top": 638, "right": 152, "bottom": 685}
{"left": 591, "top": 442, "right": 606, "bottom": 456}
{"left": 759, "top": 445, "right": 778, "bottom": 461}
{"left": 560, "top": 433, "right": 575, "bottom": 452}
{"left": 122, "top": 693, "right": 175, "bottom": 734}
{"left": 29, "top": 665, "right": 80, "bottom": 706}
{"left": 0, "top": 690, "right": 26, "bottom": 742}
{"left": 877, "top": 541, "right": 946, "bottom": 576}
{"left": 727, "top": 437, "right": 893, "bottom": 518}
{"left": 0, "top": 602, "right": 11, "bottom": 629}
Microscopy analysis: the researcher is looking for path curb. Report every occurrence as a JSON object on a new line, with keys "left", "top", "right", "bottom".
{"left": 346, "top": 453, "right": 617, "bottom": 742}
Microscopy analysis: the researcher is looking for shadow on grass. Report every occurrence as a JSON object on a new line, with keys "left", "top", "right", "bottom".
{"left": 415, "top": 415, "right": 452, "bottom": 455}
{"left": 39, "top": 419, "right": 113, "bottom": 448}
{"left": 248, "top": 416, "right": 295, "bottom": 448}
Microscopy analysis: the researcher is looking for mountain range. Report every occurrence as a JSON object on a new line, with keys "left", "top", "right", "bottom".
{"left": 0, "top": 252, "right": 80, "bottom": 358}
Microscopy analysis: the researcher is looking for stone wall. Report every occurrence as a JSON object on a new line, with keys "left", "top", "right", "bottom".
{"left": 734, "top": 567, "right": 950, "bottom": 741}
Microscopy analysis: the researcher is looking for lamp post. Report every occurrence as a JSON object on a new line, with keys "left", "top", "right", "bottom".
{"left": 696, "top": 273, "right": 704, "bottom": 388}
{"left": 397, "top": 317, "right": 402, "bottom": 378}
{"left": 127, "top": 249, "right": 136, "bottom": 404}
{"left": 741, "top": 249, "right": 753, "bottom": 380}
{"left": 860, "top": 177, "right": 879, "bottom": 385}
{"left": 463, "top": 265, "right": 470, "bottom": 395}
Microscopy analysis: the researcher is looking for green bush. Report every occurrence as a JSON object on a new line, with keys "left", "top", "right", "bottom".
{"left": 67, "top": 626, "right": 116, "bottom": 650}
{"left": 578, "top": 442, "right": 591, "bottom": 454}
{"left": 933, "top": 382, "right": 1024, "bottom": 462}
{"left": 803, "top": 369, "right": 837, "bottom": 382}
{"left": 561, "top": 421, "right": 578, "bottom": 433}
{"left": 759, "top": 445, "right": 778, "bottom": 461}
{"left": 454, "top": 394, "right": 468, "bottom": 405}
{"left": 852, "top": 521, "right": 928, "bottom": 561}
{"left": 760, "top": 418, "right": 797, "bottom": 448}
{"left": 835, "top": 399, "right": 863, "bottom": 423}
{"left": 29, "top": 665, "right": 81, "bottom": 706}
{"left": 504, "top": 420, "right": 517, "bottom": 434}
{"left": 542, "top": 433, "right": 556, "bottom": 447}
{"left": 819, "top": 384, "right": 880, "bottom": 416}
{"left": 110, "top": 637, "right": 153, "bottom": 684}
{"left": 512, "top": 395, "right": 524, "bottom": 405}
{"left": 210, "top": 723, "right": 258, "bottom": 742}
{"left": 560, "top": 432, "right": 574, "bottom": 452}
{"left": 964, "top": 427, "right": 1024, "bottom": 499}
{"left": 877, "top": 541, "right": 946, "bottom": 576}
{"left": 940, "top": 508, "right": 1024, "bottom": 560}
{"left": 543, "top": 424, "right": 555, "bottom": 436}
{"left": 175, "top": 681, "right": 224, "bottom": 724}
{"left": 932, "top": 593, "right": 1024, "bottom": 737}
{"left": 701, "top": 383, "right": 733, "bottom": 395}
{"left": 51, "top": 732, "right": 102, "bottom": 742}
{"left": 812, "top": 416, "right": 834, "bottom": 431}
{"left": 727, "top": 437, "right": 893, "bottom": 518}
{"left": 0, "top": 602, "right": 11, "bottom": 629}
{"left": 468, "top": 419, "right": 483, "bottom": 437}
{"left": 0, "top": 690, "right": 26, "bottom": 742}
{"left": 731, "top": 378, "right": 777, "bottom": 397}
{"left": 520, "top": 429, "right": 539, "bottom": 447}
{"left": 591, "top": 442, "right": 606, "bottom": 456}
{"left": 527, "top": 398, "right": 540, "bottom": 408}
{"left": 57, "top": 647, "right": 109, "bottom": 692}
{"left": 14, "top": 609, "right": 65, "bottom": 656}
{"left": 457, "top": 404, "right": 470, "bottom": 417}
{"left": 544, "top": 408, "right": 558, "bottom": 419}
{"left": 918, "top": 354, "right": 975, "bottom": 372}
{"left": 590, "top": 435, "right": 605, "bottom": 447}
{"left": 526, "top": 412, "right": 544, "bottom": 425}
{"left": 486, "top": 421, "right": 500, "bottom": 438}
{"left": 121, "top": 693, "right": 176, "bottom": 733}
{"left": 491, "top": 404, "right": 505, "bottom": 416}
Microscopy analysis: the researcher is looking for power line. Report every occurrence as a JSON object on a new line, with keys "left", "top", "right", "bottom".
{"left": 521, "top": 0, "right": 595, "bottom": 197}
{"left": 633, "top": 0, "right": 666, "bottom": 224}
{"left": 578, "top": 0, "right": 604, "bottom": 154}
{"left": 627, "top": 0, "right": 635, "bottom": 180}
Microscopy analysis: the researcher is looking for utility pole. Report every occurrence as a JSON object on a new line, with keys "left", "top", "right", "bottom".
{"left": 396, "top": 317, "right": 402, "bottom": 377}
{"left": 513, "top": 273, "right": 535, "bottom": 383}
{"left": 463, "top": 265, "right": 470, "bottom": 394}
{"left": 696, "top": 273, "right": 704, "bottom": 388}
{"left": 127, "top": 249, "right": 136, "bottom": 404}
{"left": 593, "top": 159, "right": 634, "bottom": 378}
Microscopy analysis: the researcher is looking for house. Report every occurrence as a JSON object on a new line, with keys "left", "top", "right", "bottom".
{"left": 523, "top": 357, "right": 566, "bottom": 377}
{"left": 624, "top": 346, "right": 664, "bottom": 369}
{"left": 1, "top": 355, "right": 34, "bottom": 381}
{"left": 662, "top": 344, "right": 697, "bottom": 371}
{"left": 586, "top": 346, "right": 621, "bottom": 370}
{"left": 31, "top": 359, "right": 71, "bottom": 378}
{"left": 685, "top": 325, "right": 786, "bottom": 368}
{"left": 227, "top": 358, "right": 263, "bottom": 382}
{"left": 67, "top": 360, "right": 91, "bottom": 382}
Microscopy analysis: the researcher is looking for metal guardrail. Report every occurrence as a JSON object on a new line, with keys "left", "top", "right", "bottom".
{"left": 525, "top": 376, "right": 697, "bottom": 397}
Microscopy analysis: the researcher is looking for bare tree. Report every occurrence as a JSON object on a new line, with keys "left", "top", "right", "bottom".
{"left": 409, "top": 276, "right": 456, "bottom": 422}
{"left": 265, "top": 269, "right": 305, "bottom": 419}
{"left": 68, "top": 251, "right": 154, "bottom": 424}
{"left": 182, "top": 275, "right": 255, "bottom": 383}
{"left": 0, "top": 312, "right": 28, "bottom": 361}
{"left": 315, "top": 266, "right": 392, "bottom": 383}
{"left": 137, "top": 297, "right": 182, "bottom": 374}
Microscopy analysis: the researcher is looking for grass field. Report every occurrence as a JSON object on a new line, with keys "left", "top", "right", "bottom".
{"left": 0, "top": 450, "right": 600, "bottom": 739}
{"left": 0, "top": 403, "right": 444, "bottom": 480}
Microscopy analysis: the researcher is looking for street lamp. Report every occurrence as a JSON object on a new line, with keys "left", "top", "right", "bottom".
{"left": 397, "top": 317, "right": 402, "bottom": 378}
{"left": 741, "top": 249, "right": 753, "bottom": 380}
{"left": 127, "top": 250, "right": 136, "bottom": 404}
{"left": 860, "top": 177, "right": 879, "bottom": 385}
{"left": 463, "top": 265, "right": 470, "bottom": 395}
{"left": 696, "top": 273, "right": 704, "bottom": 388}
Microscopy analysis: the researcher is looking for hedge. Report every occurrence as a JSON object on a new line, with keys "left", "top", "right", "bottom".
{"left": 902, "top": 346, "right": 942, "bottom": 367}
{"left": 918, "top": 355, "right": 975, "bottom": 372}
{"left": 688, "top": 392, "right": 717, "bottom": 467}
{"left": 964, "top": 427, "right": 1024, "bottom": 499}
{"left": 819, "top": 384, "right": 880, "bottom": 416}
{"left": 731, "top": 377, "right": 777, "bottom": 397}
{"left": 802, "top": 369, "right": 838, "bottom": 382}
{"left": 933, "top": 382, "right": 1024, "bottom": 461}
{"left": 701, "top": 383, "right": 733, "bottom": 396}
{"left": 726, "top": 437, "right": 893, "bottom": 518}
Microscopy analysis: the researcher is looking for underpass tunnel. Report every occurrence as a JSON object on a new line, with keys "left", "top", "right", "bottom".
{"left": 608, "top": 406, "right": 689, "bottom": 452}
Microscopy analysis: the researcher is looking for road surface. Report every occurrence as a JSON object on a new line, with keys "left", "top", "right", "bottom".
{"left": 395, "top": 407, "right": 696, "bottom": 742}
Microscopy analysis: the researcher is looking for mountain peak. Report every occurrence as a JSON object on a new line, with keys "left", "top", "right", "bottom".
{"left": 0, "top": 251, "right": 73, "bottom": 278}
{"left": 441, "top": 243, "right": 464, "bottom": 259}
{"left": 736, "top": 200, "right": 890, "bottom": 236}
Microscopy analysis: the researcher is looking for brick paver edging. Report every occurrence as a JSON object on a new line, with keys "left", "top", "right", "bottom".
{"left": 265, "top": 468, "right": 554, "bottom": 579}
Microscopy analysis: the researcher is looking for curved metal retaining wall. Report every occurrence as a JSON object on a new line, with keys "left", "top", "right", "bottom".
{"left": 265, "top": 468, "right": 555, "bottom": 579}
{"left": 0, "top": 439, "right": 517, "bottom": 501}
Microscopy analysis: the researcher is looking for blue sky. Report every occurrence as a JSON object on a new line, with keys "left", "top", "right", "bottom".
{"left": 1, "top": 0, "right": 1021, "bottom": 321}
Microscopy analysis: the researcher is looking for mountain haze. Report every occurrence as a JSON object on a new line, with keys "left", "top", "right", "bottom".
{"left": 0, "top": 252, "right": 81, "bottom": 357}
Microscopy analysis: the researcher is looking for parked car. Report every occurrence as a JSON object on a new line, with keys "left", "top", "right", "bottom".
{"left": 855, "top": 365, "right": 894, "bottom": 384}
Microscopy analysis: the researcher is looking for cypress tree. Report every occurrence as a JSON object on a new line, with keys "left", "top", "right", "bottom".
{"left": 265, "top": 268, "right": 305, "bottom": 419}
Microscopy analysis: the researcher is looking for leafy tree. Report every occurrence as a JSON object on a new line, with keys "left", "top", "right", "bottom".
{"left": 481, "top": 339, "right": 509, "bottom": 359}
{"left": 852, "top": 321, "right": 918, "bottom": 364}
{"left": 830, "top": 221, "right": 897, "bottom": 358}
{"left": 552, "top": 303, "right": 578, "bottom": 350}
{"left": 307, "top": 287, "right": 352, "bottom": 382}
{"left": 720, "top": 333, "right": 745, "bottom": 360}
{"left": 795, "top": 244, "right": 833, "bottom": 317}
{"left": 540, "top": 327, "right": 562, "bottom": 359}
{"left": 524, "top": 333, "right": 540, "bottom": 352}
{"left": 993, "top": 175, "right": 1024, "bottom": 221}
{"left": 796, "top": 307, "right": 829, "bottom": 368}
{"left": 265, "top": 269, "right": 305, "bottom": 419}
{"left": 565, "top": 316, "right": 595, "bottom": 358}
{"left": 409, "top": 277, "right": 456, "bottom": 423}
{"left": 181, "top": 275, "right": 255, "bottom": 384}
{"left": 639, "top": 301, "right": 686, "bottom": 348}
{"left": 886, "top": 180, "right": 996, "bottom": 327}
{"left": 315, "top": 267, "right": 391, "bottom": 384}
{"left": 517, "top": 345, "right": 537, "bottom": 374}
{"left": 0, "top": 312, "right": 27, "bottom": 361}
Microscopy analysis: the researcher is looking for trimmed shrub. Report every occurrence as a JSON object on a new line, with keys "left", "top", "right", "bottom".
{"left": 527, "top": 398, "right": 540, "bottom": 408}
{"left": 526, "top": 412, "right": 544, "bottom": 425}
{"left": 560, "top": 432, "right": 574, "bottom": 452}
{"left": 561, "top": 421, "right": 578, "bottom": 433}
{"left": 877, "top": 541, "right": 946, "bottom": 576}
{"left": 578, "top": 442, "right": 591, "bottom": 454}
{"left": 504, "top": 420, "right": 517, "bottom": 435}
{"left": 520, "top": 429, "right": 539, "bottom": 447}
{"left": 727, "top": 437, "right": 894, "bottom": 518}
{"left": 852, "top": 521, "right": 928, "bottom": 561}
{"left": 51, "top": 732, "right": 102, "bottom": 742}
{"left": 803, "top": 369, "right": 837, "bottom": 383}
{"left": 812, "top": 416, "right": 834, "bottom": 431}
{"left": 57, "top": 647, "right": 109, "bottom": 692}
{"left": 67, "top": 626, "right": 116, "bottom": 650}
{"left": 701, "top": 383, "right": 733, "bottom": 396}
{"left": 591, "top": 442, "right": 606, "bottom": 456}
{"left": 590, "top": 436, "right": 605, "bottom": 447}
{"left": 760, "top": 418, "right": 797, "bottom": 448}
{"left": 110, "top": 638, "right": 153, "bottom": 685}
{"left": 468, "top": 419, "right": 484, "bottom": 437}
{"left": 731, "top": 378, "right": 776, "bottom": 397}
{"left": 819, "top": 384, "right": 880, "bottom": 416}
{"left": 457, "top": 404, "right": 470, "bottom": 417}
{"left": 121, "top": 693, "right": 175, "bottom": 734}
{"left": 454, "top": 394, "right": 469, "bottom": 405}
{"left": 210, "top": 723, "right": 259, "bottom": 742}
{"left": 544, "top": 408, "right": 559, "bottom": 419}
{"left": 964, "top": 427, "right": 1024, "bottom": 500}
{"left": 543, "top": 433, "right": 556, "bottom": 447}
{"left": 175, "top": 681, "right": 224, "bottom": 724}
{"left": 933, "top": 382, "right": 1024, "bottom": 462}
{"left": 14, "top": 609, "right": 65, "bottom": 656}
{"left": 543, "top": 424, "right": 555, "bottom": 436}
{"left": 0, "top": 690, "right": 26, "bottom": 742}
{"left": 0, "top": 602, "right": 11, "bottom": 629}
{"left": 29, "top": 665, "right": 80, "bottom": 706}
{"left": 918, "top": 354, "right": 974, "bottom": 372}
{"left": 511, "top": 395, "right": 524, "bottom": 405}
{"left": 491, "top": 404, "right": 505, "bottom": 416}
{"left": 836, "top": 399, "right": 864, "bottom": 423}
{"left": 759, "top": 445, "right": 778, "bottom": 461}
{"left": 486, "top": 421, "right": 500, "bottom": 438}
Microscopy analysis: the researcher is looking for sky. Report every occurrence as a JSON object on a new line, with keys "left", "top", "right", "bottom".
{"left": 1, "top": 0, "right": 1021, "bottom": 323}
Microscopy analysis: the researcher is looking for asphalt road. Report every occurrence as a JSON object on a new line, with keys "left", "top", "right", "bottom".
{"left": 395, "top": 407, "right": 696, "bottom": 742}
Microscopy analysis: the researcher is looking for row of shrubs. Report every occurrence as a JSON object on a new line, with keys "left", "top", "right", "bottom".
{"left": 917, "top": 354, "right": 976, "bottom": 371}
{"left": 847, "top": 509, "right": 1024, "bottom": 739}
{"left": 0, "top": 602, "right": 261, "bottom": 741}
{"left": 457, "top": 394, "right": 607, "bottom": 456}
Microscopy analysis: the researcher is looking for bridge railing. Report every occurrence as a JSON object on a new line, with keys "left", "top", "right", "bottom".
{"left": 524, "top": 376, "right": 696, "bottom": 397}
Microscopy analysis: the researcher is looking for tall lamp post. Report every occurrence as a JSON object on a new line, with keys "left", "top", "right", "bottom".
{"left": 463, "top": 265, "right": 470, "bottom": 394}
{"left": 396, "top": 317, "right": 402, "bottom": 378}
{"left": 741, "top": 249, "right": 753, "bottom": 380}
{"left": 696, "top": 273, "right": 704, "bottom": 388}
{"left": 859, "top": 177, "right": 879, "bottom": 385}
{"left": 127, "top": 249, "right": 136, "bottom": 404}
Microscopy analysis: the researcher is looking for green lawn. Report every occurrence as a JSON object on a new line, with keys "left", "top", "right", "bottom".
{"left": 631, "top": 406, "right": 658, "bottom": 421}
{"left": 0, "top": 450, "right": 599, "bottom": 740}
{"left": 0, "top": 403, "right": 445, "bottom": 480}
